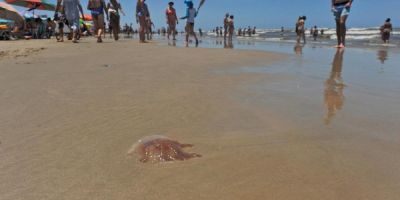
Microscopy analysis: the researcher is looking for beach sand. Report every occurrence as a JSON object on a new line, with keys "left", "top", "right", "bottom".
{"left": 1, "top": 38, "right": 400, "bottom": 200}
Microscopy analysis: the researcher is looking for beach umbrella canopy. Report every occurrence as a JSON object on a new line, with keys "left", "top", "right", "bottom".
{"left": 0, "top": 18, "right": 15, "bottom": 24}
{"left": 5, "top": 0, "right": 56, "bottom": 11}
{"left": 81, "top": 14, "right": 93, "bottom": 21}
{"left": 0, "top": 2, "right": 24, "bottom": 25}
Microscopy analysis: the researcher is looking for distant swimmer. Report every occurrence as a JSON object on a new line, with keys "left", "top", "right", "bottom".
{"left": 380, "top": 18, "right": 393, "bottom": 44}
{"left": 332, "top": 0, "right": 353, "bottom": 48}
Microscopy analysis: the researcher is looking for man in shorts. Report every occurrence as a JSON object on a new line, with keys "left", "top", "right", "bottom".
{"left": 55, "top": 0, "right": 84, "bottom": 43}
{"left": 107, "top": 0, "right": 124, "bottom": 41}
{"left": 332, "top": 0, "right": 353, "bottom": 48}
{"left": 87, "top": 0, "right": 108, "bottom": 43}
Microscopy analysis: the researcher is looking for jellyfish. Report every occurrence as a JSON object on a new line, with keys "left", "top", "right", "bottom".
{"left": 128, "top": 135, "right": 201, "bottom": 163}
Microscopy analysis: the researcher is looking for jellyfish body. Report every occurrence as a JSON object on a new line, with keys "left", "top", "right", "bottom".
{"left": 128, "top": 135, "right": 201, "bottom": 163}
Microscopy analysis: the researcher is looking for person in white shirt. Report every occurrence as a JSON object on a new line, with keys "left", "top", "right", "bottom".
{"left": 180, "top": 1, "right": 198, "bottom": 47}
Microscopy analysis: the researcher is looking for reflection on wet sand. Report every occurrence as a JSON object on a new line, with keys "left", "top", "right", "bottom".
{"left": 224, "top": 40, "right": 234, "bottom": 49}
{"left": 324, "top": 49, "right": 346, "bottom": 124}
{"left": 168, "top": 40, "right": 177, "bottom": 47}
{"left": 377, "top": 48, "right": 389, "bottom": 64}
{"left": 294, "top": 44, "right": 304, "bottom": 55}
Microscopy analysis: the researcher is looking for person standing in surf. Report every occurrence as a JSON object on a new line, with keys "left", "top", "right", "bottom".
{"left": 107, "top": 0, "right": 124, "bottom": 41}
{"left": 380, "top": 18, "right": 393, "bottom": 44}
{"left": 295, "top": 16, "right": 306, "bottom": 44}
{"left": 332, "top": 0, "right": 353, "bottom": 48}
{"left": 181, "top": 1, "right": 199, "bottom": 47}
{"left": 166, "top": 2, "right": 178, "bottom": 40}
{"left": 223, "top": 13, "right": 229, "bottom": 40}
{"left": 136, "top": 0, "right": 150, "bottom": 43}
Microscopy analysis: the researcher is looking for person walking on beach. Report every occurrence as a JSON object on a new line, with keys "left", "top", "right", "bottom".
{"left": 180, "top": 1, "right": 198, "bottom": 47}
{"left": 223, "top": 13, "right": 229, "bottom": 40}
{"left": 380, "top": 18, "right": 393, "bottom": 44}
{"left": 227, "top": 15, "right": 235, "bottom": 41}
{"left": 136, "top": 0, "right": 150, "bottom": 43}
{"left": 55, "top": 0, "right": 84, "bottom": 43}
{"left": 296, "top": 16, "right": 306, "bottom": 44}
{"left": 166, "top": 2, "right": 178, "bottom": 40}
{"left": 332, "top": 0, "right": 353, "bottom": 48}
{"left": 107, "top": 0, "right": 123, "bottom": 41}
{"left": 313, "top": 26, "right": 319, "bottom": 41}
{"left": 87, "top": 0, "right": 108, "bottom": 43}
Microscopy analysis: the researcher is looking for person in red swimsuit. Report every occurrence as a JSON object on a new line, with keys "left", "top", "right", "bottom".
{"left": 166, "top": 2, "right": 178, "bottom": 40}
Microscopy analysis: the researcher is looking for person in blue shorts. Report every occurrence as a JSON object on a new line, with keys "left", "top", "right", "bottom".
{"left": 331, "top": 0, "right": 353, "bottom": 48}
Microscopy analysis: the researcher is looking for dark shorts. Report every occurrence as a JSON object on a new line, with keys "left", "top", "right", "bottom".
{"left": 110, "top": 13, "right": 120, "bottom": 31}
{"left": 92, "top": 14, "right": 105, "bottom": 30}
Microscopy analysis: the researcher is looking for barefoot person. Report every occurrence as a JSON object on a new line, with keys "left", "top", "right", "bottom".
{"left": 55, "top": 0, "right": 84, "bottom": 43}
{"left": 180, "top": 1, "right": 198, "bottom": 47}
{"left": 332, "top": 0, "right": 353, "bottom": 48}
{"left": 380, "top": 18, "right": 393, "bottom": 44}
{"left": 227, "top": 15, "right": 234, "bottom": 41}
{"left": 107, "top": 0, "right": 124, "bottom": 41}
{"left": 223, "top": 13, "right": 229, "bottom": 40}
{"left": 136, "top": 0, "right": 150, "bottom": 43}
{"left": 166, "top": 2, "right": 178, "bottom": 40}
{"left": 295, "top": 16, "right": 306, "bottom": 44}
{"left": 87, "top": 0, "right": 108, "bottom": 43}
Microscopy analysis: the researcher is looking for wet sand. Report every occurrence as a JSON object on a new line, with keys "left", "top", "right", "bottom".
{"left": 1, "top": 38, "right": 400, "bottom": 200}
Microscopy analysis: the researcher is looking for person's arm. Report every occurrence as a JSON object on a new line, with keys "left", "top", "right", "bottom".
{"left": 180, "top": 8, "right": 188, "bottom": 20}
{"left": 78, "top": 3, "right": 84, "bottom": 20}
{"left": 345, "top": 0, "right": 353, "bottom": 8}
{"left": 175, "top": 11, "right": 179, "bottom": 24}
{"left": 145, "top": 4, "right": 150, "bottom": 18}
{"left": 118, "top": 2, "right": 125, "bottom": 16}
{"left": 102, "top": 0, "right": 109, "bottom": 20}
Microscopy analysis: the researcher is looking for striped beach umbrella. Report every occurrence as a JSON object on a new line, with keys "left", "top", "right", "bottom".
{"left": 5, "top": 0, "right": 56, "bottom": 11}
{"left": 0, "top": 2, "right": 24, "bottom": 25}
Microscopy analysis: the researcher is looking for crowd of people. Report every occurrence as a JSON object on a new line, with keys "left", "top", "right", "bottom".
{"left": 1, "top": 0, "right": 396, "bottom": 48}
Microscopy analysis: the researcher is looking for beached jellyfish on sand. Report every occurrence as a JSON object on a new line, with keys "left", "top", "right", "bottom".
{"left": 127, "top": 135, "right": 201, "bottom": 163}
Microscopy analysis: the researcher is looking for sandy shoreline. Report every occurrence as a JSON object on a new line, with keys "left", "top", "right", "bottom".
{"left": 1, "top": 38, "right": 400, "bottom": 200}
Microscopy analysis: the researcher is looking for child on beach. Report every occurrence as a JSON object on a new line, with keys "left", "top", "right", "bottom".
{"left": 180, "top": 1, "right": 198, "bottom": 47}
{"left": 87, "top": 0, "right": 108, "bottom": 43}
{"left": 296, "top": 16, "right": 306, "bottom": 44}
{"left": 166, "top": 2, "right": 178, "bottom": 40}
{"left": 332, "top": 0, "right": 353, "bottom": 48}
{"left": 54, "top": 12, "right": 66, "bottom": 42}
{"left": 380, "top": 18, "right": 393, "bottom": 44}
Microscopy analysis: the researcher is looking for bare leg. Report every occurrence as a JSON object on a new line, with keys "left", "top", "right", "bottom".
{"left": 340, "top": 15, "right": 348, "bottom": 47}
{"left": 335, "top": 19, "right": 341, "bottom": 47}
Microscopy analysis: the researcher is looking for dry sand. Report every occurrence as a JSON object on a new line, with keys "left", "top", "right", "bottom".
{"left": 1, "top": 39, "right": 400, "bottom": 200}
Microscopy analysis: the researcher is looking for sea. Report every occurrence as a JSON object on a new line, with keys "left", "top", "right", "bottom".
{"left": 205, "top": 27, "right": 400, "bottom": 48}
